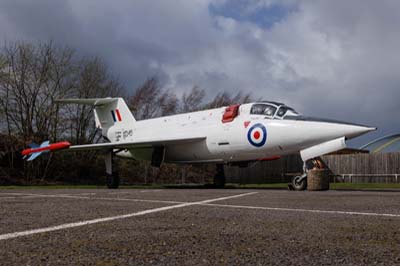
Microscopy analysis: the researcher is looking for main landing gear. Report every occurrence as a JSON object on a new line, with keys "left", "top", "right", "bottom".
{"left": 105, "top": 151, "right": 119, "bottom": 189}
{"left": 213, "top": 164, "right": 226, "bottom": 188}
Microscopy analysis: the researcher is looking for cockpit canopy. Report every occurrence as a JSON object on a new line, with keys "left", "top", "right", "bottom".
{"left": 250, "top": 102, "right": 299, "bottom": 119}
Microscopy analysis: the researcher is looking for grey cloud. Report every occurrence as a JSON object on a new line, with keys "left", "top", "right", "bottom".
{"left": 0, "top": 0, "right": 399, "bottom": 146}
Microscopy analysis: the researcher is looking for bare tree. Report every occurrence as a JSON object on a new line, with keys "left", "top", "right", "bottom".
{"left": 180, "top": 86, "right": 205, "bottom": 113}
{"left": 0, "top": 41, "right": 125, "bottom": 181}
{"left": 61, "top": 56, "right": 123, "bottom": 144}
{"left": 205, "top": 91, "right": 252, "bottom": 109}
{"left": 0, "top": 41, "right": 79, "bottom": 180}
{"left": 159, "top": 91, "right": 178, "bottom": 116}
{"left": 0, "top": 41, "right": 76, "bottom": 141}
{"left": 129, "top": 77, "right": 178, "bottom": 119}
{"left": 61, "top": 57, "right": 124, "bottom": 179}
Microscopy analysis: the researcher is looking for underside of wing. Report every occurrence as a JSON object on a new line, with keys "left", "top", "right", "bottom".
{"left": 68, "top": 136, "right": 206, "bottom": 152}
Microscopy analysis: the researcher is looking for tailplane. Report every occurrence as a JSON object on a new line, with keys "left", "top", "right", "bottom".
{"left": 56, "top": 97, "right": 135, "bottom": 138}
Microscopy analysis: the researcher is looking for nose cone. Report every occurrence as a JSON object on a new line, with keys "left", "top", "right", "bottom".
{"left": 282, "top": 116, "right": 377, "bottom": 145}
{"left": 337, "top": 124, "right": 377, "bottom": 140}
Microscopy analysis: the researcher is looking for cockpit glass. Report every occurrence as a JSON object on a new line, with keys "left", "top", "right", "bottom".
{"left": 287, "top": 108, "right": 298, "bottom": 115}
{"left": 277, "top": 106, "right": 299, "bottom": 117}
{"left": 250, "top": 104, "right": 277, "bottom": 117}
{"left": 277, "top": 107, "right": 288, "bottom": 117}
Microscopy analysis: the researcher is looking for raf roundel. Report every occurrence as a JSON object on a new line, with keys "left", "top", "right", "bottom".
{"left": 247, "top": 123, "right": 267, "bottom": 147}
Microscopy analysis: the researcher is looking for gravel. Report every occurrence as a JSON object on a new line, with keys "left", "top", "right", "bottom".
{"left": 0, "top": 189, "right": 399, "bottom": 265}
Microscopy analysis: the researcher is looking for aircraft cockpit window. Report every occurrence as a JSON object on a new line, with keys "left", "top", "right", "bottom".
{"left": 250, "top": 104, "right": 277, "bottom": 117}
{"left": 277, "top": 107, "right": 288, "bottom": 117}
{"left": 277, "top": 106, "right": 299, "bottom": 117}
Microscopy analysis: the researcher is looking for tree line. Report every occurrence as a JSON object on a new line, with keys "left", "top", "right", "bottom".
{"left": 0, "top": 41, "right": 252, "bottom": 185}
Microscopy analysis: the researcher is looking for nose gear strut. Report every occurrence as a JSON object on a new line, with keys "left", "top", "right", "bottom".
{"left": 288, "top": 157, "right": 325, "bottom": 191}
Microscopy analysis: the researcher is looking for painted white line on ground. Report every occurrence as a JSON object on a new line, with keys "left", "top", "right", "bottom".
{"left": 0, "top": 197, "right": 26, "bottom": 200}
{"left": 0, "top": 193, "right": 32, "bottom": 196}
{"left": 140, "top": 190, "right": 161, "bottom": 193}
{"left": 203, "top": 203, "right": 400, "bottom": 218}
{"left": 0, "top": 192, "right": 74, "bottom": 195}
{"left": 2, "top": 192, "right": 186, "bottom": 204}
{"left": 0, "top": 193, "right": 43, "bottom": 199}
{"left": 0, "top": 192, "right": 96, "bottom": 197}
{"left": 0, "top": 194, "right": 83, "bottom": 199}
{"left": 0, "top": 192, "right": 257, "bottom": 241}
{"left": 91, "top": 196, "right": 183, "bottom": 204}
{"left": 70, "top": 193, "right": 97, "bottom": 196}
{"left": 0, "top": 193, "right": 92, "bottom": 200}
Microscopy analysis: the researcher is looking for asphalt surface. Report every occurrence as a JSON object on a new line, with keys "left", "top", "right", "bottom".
{"left": 0, "top": 189, "right": 399, "bottom": 265}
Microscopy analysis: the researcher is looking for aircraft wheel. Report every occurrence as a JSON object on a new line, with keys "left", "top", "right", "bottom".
{"left": 292, "top": 175, "right": 307, "bottom": 191}
{"left": 106, "top": 172, "right": 120, "bottom": 189}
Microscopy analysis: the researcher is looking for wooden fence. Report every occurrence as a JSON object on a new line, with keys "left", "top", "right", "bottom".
{"left": 322, "top": 152, "right": 400, "bottom": 183}
{"left": 224, "top": 155, "right": 302, "bottom": 184}
{"left": 225, "top": 152, "right": 400, "bottom": 184}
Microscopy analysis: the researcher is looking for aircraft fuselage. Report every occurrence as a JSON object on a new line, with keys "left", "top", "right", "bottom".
{"left": 111, "top": 103, "right": 375, "bottom": 164}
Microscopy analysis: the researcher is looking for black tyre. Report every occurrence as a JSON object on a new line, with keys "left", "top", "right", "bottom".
{"left": 292, "top": 175, "right": 307, "bottom": 191}
{"left": 106, "top": 172, "right": 120, "bottom": 189}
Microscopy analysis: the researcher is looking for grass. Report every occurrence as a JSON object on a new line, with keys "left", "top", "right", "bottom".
{"left": 227, "top": 183, "right": 288, "bottom": 189}
{"left": 230, "top": 183, "right": 400, "bottom": 190}
{"left": 232, "top": 183, "right": 400, "bottom": 190}
{"left": 0, "top": 183, "right": 400, "bottom": 190}
{"left": 330, "top": 182, "right": 400, "bottom": 190}
{"left": 0, "top": 184, "right": 165, "bottom": 189}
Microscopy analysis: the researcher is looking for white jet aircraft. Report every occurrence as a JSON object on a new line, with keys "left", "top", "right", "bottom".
{"left": 22, "top": 98, "right": 376, "bottom": 190}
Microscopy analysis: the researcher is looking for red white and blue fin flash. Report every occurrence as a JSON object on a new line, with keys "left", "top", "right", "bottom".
{"left": 111, "top": 109, "right": 122, "bottom": 122}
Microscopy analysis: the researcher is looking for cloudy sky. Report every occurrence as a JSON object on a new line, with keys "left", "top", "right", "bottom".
{"left": 1, "top": 0, "right": 399, "bottom": 146}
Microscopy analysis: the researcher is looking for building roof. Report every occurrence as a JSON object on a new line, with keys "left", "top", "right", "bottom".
{"left": 360, "top": 133, "right": 400, "bottom": 153}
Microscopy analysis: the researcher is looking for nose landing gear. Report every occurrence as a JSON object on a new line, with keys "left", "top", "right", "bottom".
{"left": 290, "top": 173, "right": 307, "bottom": 191}
{"left": 289, "top": 157, "right": 325, "bottom": 191}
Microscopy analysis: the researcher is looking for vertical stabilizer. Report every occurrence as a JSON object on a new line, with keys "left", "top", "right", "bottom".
{"left": 93, "top": 98, "right": 135, "bottom": 130}
{"left": 56, "top": 97, "right": 136, "bottom": 140}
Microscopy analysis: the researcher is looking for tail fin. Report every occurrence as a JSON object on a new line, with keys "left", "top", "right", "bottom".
{"left": 28, "top": 142, "right": 39, "bottom": 148}
{"left": 26, "top": 151, "right": 44, "bottom": 161}
{"left": 56, "top": 97, "right": 135, "bottom": 138}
